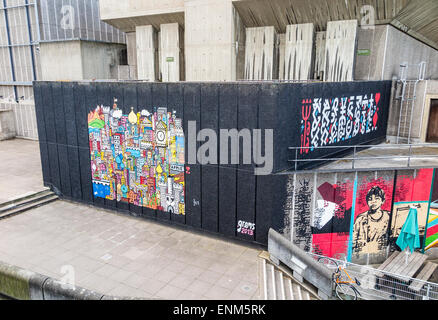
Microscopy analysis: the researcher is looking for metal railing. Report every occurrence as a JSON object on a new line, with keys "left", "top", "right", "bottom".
{"left": 309, "top": 252, "right": 438, "bottom": 300}
{"left": 287, "top": 143, "right": 438, "bottom": 172}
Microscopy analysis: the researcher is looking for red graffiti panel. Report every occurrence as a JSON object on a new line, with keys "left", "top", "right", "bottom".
{"left": 393, "top": 169, "right": 434, "bottom": 203}
{"left": 312, "top": 234, "right": 350, "bottom": 259}
{"left": 311, "top": 173, "right": 355, "bottom": 259}
{"left": 354, "top": 176, "right": 394, "bottom": 220}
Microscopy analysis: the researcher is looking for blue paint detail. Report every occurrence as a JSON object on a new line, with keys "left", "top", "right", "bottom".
{"left": 93, "top": 182, "right": 111, "bottom": 199}
{"left": 347, "top": 173, "right": 359, "bottom": 262}
{"left": 126, "top": 148, "right": 141, "bottom": 158}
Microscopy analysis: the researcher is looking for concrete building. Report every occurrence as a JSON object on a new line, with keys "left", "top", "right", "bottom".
{"left": 99, "top": 0, "right": 438, "bottom": 83}
{"left": 0, "top": 0, "right": 126, "bottom": 140}
{"left": 99, "top": 0, "right": 438, "bottom": 146}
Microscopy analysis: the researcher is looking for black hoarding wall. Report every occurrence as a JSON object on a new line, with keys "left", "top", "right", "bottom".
{"left": 33, "top": 80, "right": 392, "bottom": 246}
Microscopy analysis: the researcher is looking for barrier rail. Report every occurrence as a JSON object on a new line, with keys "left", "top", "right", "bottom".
{"left": 287, "top": 143, "right": 438, "bottom": 172}
{"left": 310, "top": 252, "right": 438, "bottom": 300}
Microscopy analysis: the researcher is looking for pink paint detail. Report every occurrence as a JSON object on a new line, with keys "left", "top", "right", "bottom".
{"left": 373, "top": 112, "right": 379, "bottom": 127}
{"left": 375, "top": 93, "right": 381, "bottom": 105}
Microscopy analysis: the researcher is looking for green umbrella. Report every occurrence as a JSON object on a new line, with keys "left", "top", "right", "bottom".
{"left": 396, "top": 207, "right": 421, "bottom": 253}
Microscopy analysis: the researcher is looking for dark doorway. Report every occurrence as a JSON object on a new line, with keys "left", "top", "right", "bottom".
{"left": 427, "top": 99, "right": 438, "bottom": 142}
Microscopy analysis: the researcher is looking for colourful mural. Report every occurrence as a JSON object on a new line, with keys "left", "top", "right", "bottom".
{"left": 285, "top": 172, "right": 354, "bottom": 260}
{"left": 88, "top": 100, "right": 185, "bottom": 214}
{"left": 311, "top": 173, "right": 355, "bottom": 260}
{"left": 426, "top": 172, "right": 438, "bottom": 251}
{"left": 350, "top": 171, "right": 394, "bottom": 263}
{"left": 300, "top": 93, "right": 382, "bottom": 153}
{"left": 390, "top": 169, "right": 434, "bottom": 250}
{"left": 283, "top": 169, "right": 437, "bottom": 264}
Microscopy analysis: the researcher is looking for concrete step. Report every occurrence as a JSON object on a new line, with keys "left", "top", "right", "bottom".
{"left": 259, "top": 251, "right": 319, "bottom": 300}
{"left": 0, "top": 190, "right": 58, "bottom": 220}
{"left": 0, "top": 188, "right": 52, "bottom": 209}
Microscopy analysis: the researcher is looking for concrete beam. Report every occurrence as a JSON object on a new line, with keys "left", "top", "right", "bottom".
{"left": 0, "top": 260, "right": 127, "bottom": 300}
{"left": 99, "top": 0, "right": 185, "bottom": 21}
{"left": 268, "top": 228, "right": 334, "bottom": 299}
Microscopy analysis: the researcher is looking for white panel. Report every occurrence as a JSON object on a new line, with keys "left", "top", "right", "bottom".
{"left": 278, "top": 34, "right": 285, "bottom": 80}
{"left": 283, "top": 23, "right": 314, "bottom": 81}
{"left": 324, "top": 20, "right": 358, "bottom": 82}
{"left": 136, "top": 25, "right": 157, "bottom": 81}
{"left": 160, "top": 23, "right": 183, "bottom": 82}
{"left": 244, "top": 26, "right": 277, "bottom": 80}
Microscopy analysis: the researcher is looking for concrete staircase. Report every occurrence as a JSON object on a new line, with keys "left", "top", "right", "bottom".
{"left": 259, "top": 251, "right": 319, "bottom": 300}
{"left": 0, "top": 189, "right": 58, "bottom": 220}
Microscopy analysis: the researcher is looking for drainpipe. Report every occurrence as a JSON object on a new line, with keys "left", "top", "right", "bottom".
{"left": 25, "top": 0, "right": 37, "bottom": 81}
{"left": 3, "top": 0, "right": 18, "bottom": 102}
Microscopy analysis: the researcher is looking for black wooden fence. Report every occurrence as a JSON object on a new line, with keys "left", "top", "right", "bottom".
{"left": 33, "top": 80, "right": 392, "bottom": 246}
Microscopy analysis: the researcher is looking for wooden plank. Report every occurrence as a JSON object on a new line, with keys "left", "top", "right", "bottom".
{"left": 389, "top": 252, "right": 416, "bottom": 276}
{"left": 403, "top": 252, "right": 426, "bottom": 276}
{"left": 377, "top": 251, "right": 400, "bottom": 270}
{"left": 389, "top": 252, "right": 428, "bottom": 281}
{"left": 384, "top": 250, "right": 406, "bottom": 274}
{"left": 403, "top": 254, "right": 428, "bottom": 278}
{"left": 396, "top": 252, "right": 426, "bottom": 277}
{"left": 408, "top": 262, "right": 438, "bottom": 292}
{"left": 375, "top": 251, "right": 400, "bottom": 277}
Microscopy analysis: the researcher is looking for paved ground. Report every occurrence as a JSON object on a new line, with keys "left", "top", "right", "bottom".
{"left": 0, "top": 200, "right": 261, "bottom": 300}
{"left": 0, "top": 138, "right": 261, "bottom": 300}
{"left": 0, "top": 139, "right": 45, "bottom": 203}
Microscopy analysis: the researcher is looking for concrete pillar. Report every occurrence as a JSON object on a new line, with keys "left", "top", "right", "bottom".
{"left": 0, "top": 109, "right": 16, "bottom": 141}
{"left": 160, "top": 23, "right": 184, "bottom": 82}
{"left": 324, "top": 20, "right": 358, "bottom": 82}
{"left": 136, "top": 25, "right": 158, "bottom": 81}
{"left": 314, "top": 31, "right": 326, "bottom": 80}
{"left": 184, "top": 0, "right": 244, "bottom": 81}
{"left": 126, "top": 32, "right": 138, "bottom": 79}
{"left": 283, "top": 23, "right": 314, "bottom": 81}
{"left": 244, "top": 26, "right": 278, "bottom": 80}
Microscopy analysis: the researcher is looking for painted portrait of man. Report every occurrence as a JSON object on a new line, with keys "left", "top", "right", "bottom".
{"left": 353, "top": 186, "right": 391, "bottom": 255}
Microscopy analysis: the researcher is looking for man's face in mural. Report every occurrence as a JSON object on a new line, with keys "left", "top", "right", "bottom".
{"left": 366, "top": 187, "right": 386, "bottom": 214}
{"left": 367, "top": 194, "right": 384, "bottom": 213}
